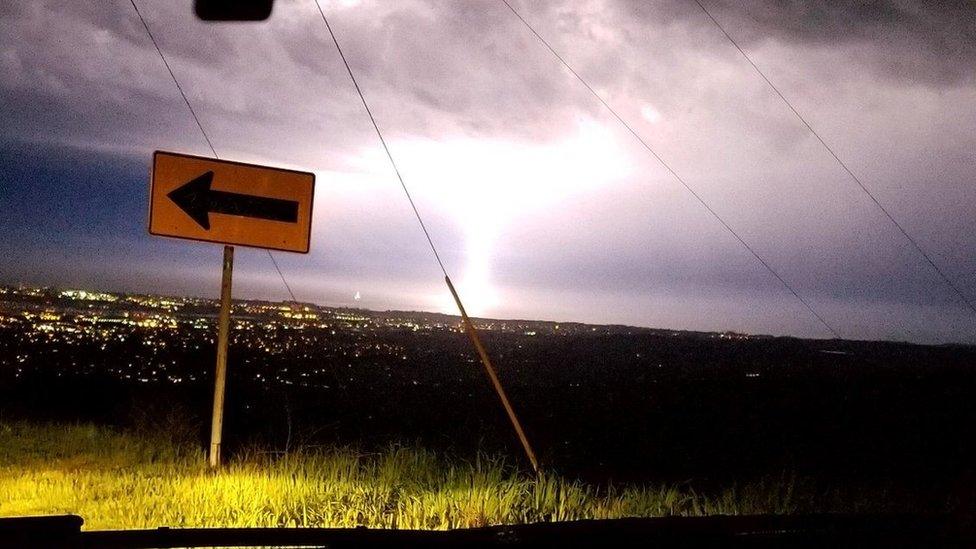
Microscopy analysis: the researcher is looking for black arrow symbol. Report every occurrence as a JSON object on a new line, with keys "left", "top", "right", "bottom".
{"left": 167, "top": 171, "right": 300, "bottom": 230}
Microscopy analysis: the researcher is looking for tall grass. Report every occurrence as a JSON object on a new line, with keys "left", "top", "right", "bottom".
{"left": 0, "top": 422, "right": 940, "bottom": 531}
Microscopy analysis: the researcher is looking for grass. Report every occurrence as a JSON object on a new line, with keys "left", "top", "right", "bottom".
{"left": 0, "top": 422, "right": 943, "bottom": 530}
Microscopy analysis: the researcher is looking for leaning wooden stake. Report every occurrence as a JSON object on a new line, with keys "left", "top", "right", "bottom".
{"left": 444, "top": 275, "right": 540, "bottom": 473}
{"left": 209, "top": 245, "right": 234, "bottom": 468}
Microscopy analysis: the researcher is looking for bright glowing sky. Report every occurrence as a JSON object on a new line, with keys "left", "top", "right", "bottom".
{"left": 1, "top": 0, "right": 975, "bottom": 343}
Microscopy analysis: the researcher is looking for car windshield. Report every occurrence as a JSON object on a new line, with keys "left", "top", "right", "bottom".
{"left": 1, "top": 1, "right": 975, "bottom": 546}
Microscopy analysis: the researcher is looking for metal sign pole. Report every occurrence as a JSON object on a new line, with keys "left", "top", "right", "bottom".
{"left": 209, "top": 245, "right": 234, "bottom": 468}
{"left": 444, "top": 275, "right": 540, "bottom": 473}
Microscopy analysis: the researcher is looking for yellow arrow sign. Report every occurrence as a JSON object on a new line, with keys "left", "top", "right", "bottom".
{"left": 149, "top": 151, "right": 315, "bottom": 253}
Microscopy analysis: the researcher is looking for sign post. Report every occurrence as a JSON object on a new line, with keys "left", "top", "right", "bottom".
{"left": 209, "top": 245, "right": 234, "bottom": 467}
{"left": 149, "top": 151, "right": 315, "bottom": 467}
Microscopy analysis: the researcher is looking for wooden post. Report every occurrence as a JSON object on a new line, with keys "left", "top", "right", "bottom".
{"left": 444, "top": 275, "right": 540, "bottom": 472}
{"left": 209, "top": 245, "right": 234, "bottom": 468}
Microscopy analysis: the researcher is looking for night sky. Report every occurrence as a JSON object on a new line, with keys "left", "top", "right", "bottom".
{"left": 1, "top": 1, "right": 975, "bottom": 343}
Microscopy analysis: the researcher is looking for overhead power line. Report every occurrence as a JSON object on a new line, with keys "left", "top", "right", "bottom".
{"left": 129, "top": 0, "right": 299, "bottom": 304}
{"left": 692, "top": 0, "right": 976, "bottom": 317}
{"left": 310, "top": 0, "right": 447, "bottom": 278}
{"left": 266, "top": 249, "right": 299, "bottom": 302}
{"left": 499, "top": 0, "right": 840, "bottom": 339}
{"left": 310, "top": 0, "right": 539, "bottom": 472}
{"left": 129, "top": 0, "right": 217, "bottom": 159}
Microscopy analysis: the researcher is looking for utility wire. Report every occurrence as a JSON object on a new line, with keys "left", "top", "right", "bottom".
{"left": 129, "top": 0, "right": 218, "bottom": 159}
{"left": 500, "top": 0, "right": 840, "bottom": 338}
{"left": 129, "top": 0, "right": 300, "bottom": 304}
{"left": 693, "top": 0, "right": 976, "bottom": 316}
{"left": 267, "top": 249, "right": 298, "bottom": 302}
{"left": 311, "top": 0, "right": 448, "bottom": 278}
{"left": 311, "top": 0, "right": 540, "bottom": 471}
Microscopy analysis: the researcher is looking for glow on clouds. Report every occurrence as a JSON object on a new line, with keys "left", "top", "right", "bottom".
{"left": 371, "top": 118, "right": 634, "bottom": 315}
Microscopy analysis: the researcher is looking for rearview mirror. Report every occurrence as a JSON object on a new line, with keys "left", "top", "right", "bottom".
{"left": 194, "top": 0, "right": 274, "bottom": 21}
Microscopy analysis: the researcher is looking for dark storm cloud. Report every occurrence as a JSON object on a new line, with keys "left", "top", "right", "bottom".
{"left": 3, "top": 1, "right": 972, "bottom": 146}
{"left": 286, "top": 1, "right": 597, "bottom": 139}
{"left": 681, "top": 0, "right": 976, "bottom": 86}
{"left": 1, "top": 1, "right": 580, "bottom": 156}
{"left": 1, "top": 0, "right": 975, "bottom": 343}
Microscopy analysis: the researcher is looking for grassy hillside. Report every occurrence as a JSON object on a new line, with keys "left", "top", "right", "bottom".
{"left": 0, "top": 422, "right": 943, "bottom": 530}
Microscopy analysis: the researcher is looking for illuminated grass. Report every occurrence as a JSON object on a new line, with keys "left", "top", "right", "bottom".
{"left": 0, "top": 422, "right": 929, "bottom": 530}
